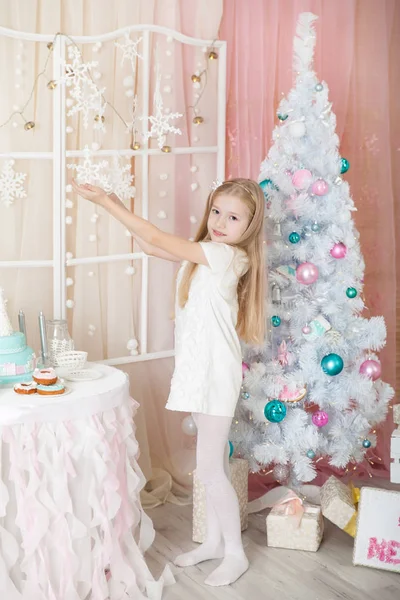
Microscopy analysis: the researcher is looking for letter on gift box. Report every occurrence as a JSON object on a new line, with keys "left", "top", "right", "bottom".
{"left": 367, "top": 538, "right": 400, "bottom": 564}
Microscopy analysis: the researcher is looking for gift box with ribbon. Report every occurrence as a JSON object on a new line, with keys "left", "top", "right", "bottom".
{"left": 320, "top": 475, "right": 360, "bottom": 537}
{"left": 192, "top": 458, "right": 248, "bottom": 543}
{"left": 266, "top": 490, "right": 324, "bottom": 552}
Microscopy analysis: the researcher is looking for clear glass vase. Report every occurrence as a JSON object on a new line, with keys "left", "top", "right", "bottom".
{"left": 46, "top": 319, "right": 74, "bottom": 365}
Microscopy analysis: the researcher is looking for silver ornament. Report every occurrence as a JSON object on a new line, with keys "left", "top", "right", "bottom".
{"left": 311, "top": 221, "right": 320, "bottom": 232}
{"left": 315, "top": 83, "right": 323, "bottom": 92}
{"left": 273, "top": 464, "right": 290, "bottom": 482}
{"left": 272, "top": 285, "right": 282, "bottom": 304}
{"left": 181, "top": 415, "right": 197, "bottom": 436}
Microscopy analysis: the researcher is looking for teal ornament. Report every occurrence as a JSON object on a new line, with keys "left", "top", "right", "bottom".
{"left": 242, "top": 391, "right": 250, "bottom": 400}
{"left": 259, "top": 178, "right": 278, "bottom": 195}
{"left": 307, "top": 450, "right": 316, "bottom": 459}
{"left": 346, "top": 287, "right": 357, "bottom": 299}
{"left": 321, "top": 353, "right": 344, "bottom": 376}
{"left": 315, "top": 83, "right": 323, "bottom": 92}
{"left": 229, "top": 441, "right": 234, "bottom": 457}
{"left": 278, "top": 113, "right": 288, "bottom": 121}
{"left": 264, "top": 400, "right": 287, "bottom": 423}
{"left": 340, "top": 158, "right": 350, "bottom": 174}
{"left": 289, "top": 232, "right": 301, "bottom": 244}
{"left": 311, "top": 222, "right": 320, "bottom": 232}
{"left": 271, "top": 316, "right": 281, "bottom": 327}
{"left": 362, "top": 439, "right": 372, "bottom": 449}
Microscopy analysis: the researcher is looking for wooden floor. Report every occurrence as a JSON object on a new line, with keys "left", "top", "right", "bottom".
{"left": 146, "top": 486, "right": 400, "bottom": 600}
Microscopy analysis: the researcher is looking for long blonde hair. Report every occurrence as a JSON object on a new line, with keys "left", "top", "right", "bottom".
{"left": 178, "top": 178, "right": 266, "bottom": 344}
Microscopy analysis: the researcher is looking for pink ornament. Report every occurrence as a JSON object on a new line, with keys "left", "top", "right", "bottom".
{"left": 330, "top": 242, "right": 347, "bottom": 259}
{"left": 242, "top": 362, "right": 250, "bottom": 377}
{"left": 312, "top": 411, "right": 329, "bottom": 427}
{"left": 311, "top": 179, "right": 329, "bottom": 196}
{"left": 296, "top": 262, "right": 319, "bottom": 285}
{"left": 302, "top": 325, "right": 312, "bottom": 335}
{"left": 292, "top": 169, "right": 313, "bottom": 190}
{"left": 359, "top": 359, "right": 381, "bottom": 381}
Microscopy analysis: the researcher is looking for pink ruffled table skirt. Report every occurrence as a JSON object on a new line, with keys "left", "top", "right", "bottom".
{"left": 0, "top": 365, "right": 173, "bottom": 600}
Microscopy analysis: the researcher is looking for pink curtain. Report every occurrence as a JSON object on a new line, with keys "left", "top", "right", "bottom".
{"left": 220, "top": 0, "right": 400, "bottom": 492}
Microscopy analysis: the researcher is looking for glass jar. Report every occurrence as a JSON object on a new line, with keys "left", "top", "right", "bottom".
{"left": 46, "top": 319, "right": 74, "bottom": 365}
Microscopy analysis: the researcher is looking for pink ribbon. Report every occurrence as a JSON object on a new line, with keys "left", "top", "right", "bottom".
{"left": 278, "top": 341, "right": 289, "bottom": 366}
{"left": 274, "top": 490, "right": 305, "bottom": 528}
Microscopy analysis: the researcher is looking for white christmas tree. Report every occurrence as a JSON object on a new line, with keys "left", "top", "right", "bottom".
{"left": 231, "top": 13, "right": 394, "bottom": 486}
{"left": 0, "top": 288, "right": 13, "bottom": 337}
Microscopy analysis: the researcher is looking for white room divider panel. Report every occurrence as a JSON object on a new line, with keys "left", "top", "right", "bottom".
{"left": 0, "top": 25, "right": 227, "bottom": 364}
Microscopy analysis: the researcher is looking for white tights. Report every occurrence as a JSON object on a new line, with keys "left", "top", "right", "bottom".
{"left": 174, "top": 413, "right": 249, "bottom": 586}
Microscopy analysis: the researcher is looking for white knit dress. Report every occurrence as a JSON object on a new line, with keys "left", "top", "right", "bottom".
{"left": 166, "top": 242, "right": 249, "bottom": 417}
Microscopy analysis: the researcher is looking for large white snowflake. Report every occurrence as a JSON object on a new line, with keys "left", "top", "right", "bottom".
{"left": 109, "top": 157, "right": 135, "bottom": 203}
{"left": 59, "top": 46, "right": 106, "bottom": 131}
{"left": 141, "top": 75, "right": 182, "bottom": 149}
{"left": 0, "top": 160, "right": 27, "bottom": 207}
{"left": 67, "top": 146, "right": 111, "bottom": 191}
{"left": 115, "top": 32, "right": 143, "bottom": 71}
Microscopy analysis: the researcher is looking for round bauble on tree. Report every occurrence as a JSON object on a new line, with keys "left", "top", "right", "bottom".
{"left": 346, "top": 287, "right": 357, "bottom": 299}
{"left": 181, "top": 415, "right": 197, "bottom": 436}
{"left": 296, "top": 262, "right": 319, "bottom": 285}
{"left": 307, "top": 449, "right": 316, "bottom": 459}
{"left": 312, "top": 410, "right": 329, "bottom": 427}
{"left": 359, "top": 359, "right": 381, "bottom": 381}
{"left": 321, "top": 353, "right": 344, "bottom": 376}
{"left": 242, "top": 361, "right": 250, "bottom": 377}
{"left": 229, "top": 440, "right": 234, "bottom": 457}
{"left": 264, "top": 399, "right": 287, "bottom": 423}
{"left": 289, "top": 232, "right": 301, "bottom": 244}
{"left": 273, "top": 463, "right": 290, "bottom": 482}
{"left": 259, "top": 178, "right": 277, "bottom": 195}
{"left": 311, "top": 179, "right": 329, "bottom": 196}
{"left": 302, "top": 325, "right": 312, "bottom": 335}
{"left": 311, "top": 221, "right": 320, "bottom": 232}
{"left": 340, "top": 158, "right": 350, "bottom": 174}
{"left": 330, "top": 242, "right": 347, "bottom": 259}
{"left": 362, "top": 439, "right": 372, "bottom": 449}
{"left": 289, "top": 121, "right": 306, "bottom": 138}
{"left": 292, "top": 169, "right": 312, "bottom": 189}
{"left": 271, "top": 316, "right": 281, "bottom": 327}
{"left": 278, "top": 113, "right": 288, "bottom": 121}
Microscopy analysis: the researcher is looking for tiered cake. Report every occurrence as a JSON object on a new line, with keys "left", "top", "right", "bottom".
{"left": 0, "top": 288, "right": 36, "bottom": 385}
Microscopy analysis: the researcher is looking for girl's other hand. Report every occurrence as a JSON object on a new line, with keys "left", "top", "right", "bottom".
{"left": 71, "top": 179, "right": 108, "bottom": 206}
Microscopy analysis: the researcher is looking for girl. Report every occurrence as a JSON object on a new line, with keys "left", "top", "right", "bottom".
{"left": 72, "top": 177, "right": 266, "bottom": 587}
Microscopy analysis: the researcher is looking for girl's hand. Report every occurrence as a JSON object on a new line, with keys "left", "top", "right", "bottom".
{"left": 71, "top": 179, "right": 109, "bottom": 206}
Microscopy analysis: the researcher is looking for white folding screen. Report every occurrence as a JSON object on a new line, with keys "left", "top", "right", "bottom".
{"left": 0, "top": 25, "right": 227, "bottom": 365}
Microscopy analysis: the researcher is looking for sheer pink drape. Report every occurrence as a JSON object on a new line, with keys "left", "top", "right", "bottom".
{"left": 220, "top": 0, "right": 400, "bottom": 492}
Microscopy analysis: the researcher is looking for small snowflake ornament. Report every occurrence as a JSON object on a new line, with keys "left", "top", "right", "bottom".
{"left": 0, "top": 160, "right": 27, "bottom": 207}
{"left": 109, "top": 157, "right": 135, "bottom": 203}
{"left": 115, "top": 32, "right": 143, "bottom": 71}
{"left": 67, "top": 145, "right": 111, "bottom": 190}
{"left": 141, "top": 73, "right": 182, "bottom": 149}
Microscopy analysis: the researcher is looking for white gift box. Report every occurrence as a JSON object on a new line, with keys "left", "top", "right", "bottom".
{"left": 192, "top": 458, "right": 248, "bottom": 543}
{"left": 320, "top": 475, "right": 357, "bottom": 533}
{"left": 390, "top": 429, "right": 400, "bottom": 484}
{"left": 393, "top": 403, "right": 400, "bottom": 426}
{"left": 353, "top": 487, "right": 400, "bottom": 573}
{"left": 266, "top": 502, "right": 324, "bottom": 552}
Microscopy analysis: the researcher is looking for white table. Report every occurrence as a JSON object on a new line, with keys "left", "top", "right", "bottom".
{"left": 0, "top": 364, "right": 172, "bottom": 600}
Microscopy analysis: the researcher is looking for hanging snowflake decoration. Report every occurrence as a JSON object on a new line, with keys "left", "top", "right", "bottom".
{"left": 0, "top": 160, "right": 27, "bottom": 207}
{"left": 115, "top": 32, "right": 143, "bottom": 71}
{"left": 141, "top": 74, "right": 182, "bottom": 149}
{"left": 58, "top": 45, "right": 106, "bottom": 131}
{"left": 109, "top": 157, "right": 136, "bottom": 203}
{"left": 67, "top": 146, "right": 111, "bottom": 191}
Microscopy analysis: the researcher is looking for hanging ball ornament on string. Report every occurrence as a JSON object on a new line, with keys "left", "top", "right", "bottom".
{"left": 359, "top": 359, "right": 381, "bottom": 381}
{"left": 346, "top": 287, "right": 357, "bottom": 299}
{"left": 292, "top": 169, "right": 312, "bottom": 189}
{"left": 311, "top": 178, "right": 329, "bottom": 196}
{"left": 289, "top": 121, "right": 306, "bottom": 138}
{"left": 181, "top": 415, "right": 197, "bottom": 436}
{"left": 264, "top": 399, "right": 287, "bottom": 423}
{"left": 362, "top": 439, "right": 372, "bottom": 449}
{"left": 312, "top": 410, "right": 329, "bottom": 427}
{"left": 340, "top": 158, "right": 350, "bottom": 174}
{"left": 273, "top": 464, "right": 290, "bottom": 483}
{"left": 271, "top": 316, "right": 281, "bottom": 327}
{"left": 289, "top": 232, "right": 301, "bottom": 244}
{"left": 321, "top": 353, "right": 344, "bottom": 376}
{"left": 330, "top": 242, "right": 347, "bottom": 259}
{"left": 229, "top": 441, "right": 234, "bottom": 458}
{"left": 296, "top": 262, "right": 319, "bottom": 285}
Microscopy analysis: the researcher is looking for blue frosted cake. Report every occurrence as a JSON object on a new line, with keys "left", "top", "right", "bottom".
{"left": 0, "top": 331, "right": 36, "bottom": 385}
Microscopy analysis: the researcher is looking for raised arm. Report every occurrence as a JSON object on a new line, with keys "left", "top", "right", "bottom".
{"left": 73, "top": 183, "right": 206, "bottom": 264}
